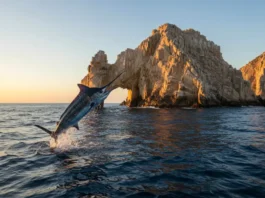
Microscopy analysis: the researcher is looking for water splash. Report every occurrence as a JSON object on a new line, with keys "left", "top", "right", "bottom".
{"left": 49, "top": 128, "right": 79, "bottom": 151}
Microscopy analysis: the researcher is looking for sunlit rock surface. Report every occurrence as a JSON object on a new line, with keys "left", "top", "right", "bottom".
{"left": 82, "top": 23, "right": 258, "bottom": 107}
{"left": 240, "top": 52, "right": 265, "bottom": 104}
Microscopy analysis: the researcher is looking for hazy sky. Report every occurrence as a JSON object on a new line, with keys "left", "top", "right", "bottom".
{"left": 1, "top": 0, "right": 264, "bottom": 103}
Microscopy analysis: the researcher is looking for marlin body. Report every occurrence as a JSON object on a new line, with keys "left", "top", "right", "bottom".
{"left": 35, "top": 72, "right": 124, "bottom": 141}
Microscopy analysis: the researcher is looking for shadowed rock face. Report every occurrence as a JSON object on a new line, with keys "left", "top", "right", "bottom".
{"left": 82, "top": 23, "right": 258, "bottom": 107}
{"left": 240, "top": 52, "right": 265, "bottom": 104}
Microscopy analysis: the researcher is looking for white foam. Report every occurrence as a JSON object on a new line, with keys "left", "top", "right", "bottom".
{"left": 131, "top": 106, "right": 159, "bottom": 109}
{"left": 49, "top": 128, "right": 79, "bottom": 151}
{"left": 107, "top": 134, "right": 132, "bottom": 141}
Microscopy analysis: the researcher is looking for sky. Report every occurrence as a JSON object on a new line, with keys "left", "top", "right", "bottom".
{"left": 0, "top": 0, "right": 264, "bottom": 103}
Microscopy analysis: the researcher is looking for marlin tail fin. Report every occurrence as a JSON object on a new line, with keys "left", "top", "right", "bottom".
{"left": 34, "top": 125, "right": 53, "bottom": 136}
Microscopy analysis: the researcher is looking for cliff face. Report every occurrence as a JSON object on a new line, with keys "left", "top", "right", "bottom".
{"left": 240, "top": 52, "right": 265, "bottom": 103}
{"left": 82, "top": 23, "right": 257, "bottom": 107}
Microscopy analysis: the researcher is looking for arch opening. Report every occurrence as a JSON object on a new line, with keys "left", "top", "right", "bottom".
{"left": 105, "top": 87, "right": 128, "bottom": 104}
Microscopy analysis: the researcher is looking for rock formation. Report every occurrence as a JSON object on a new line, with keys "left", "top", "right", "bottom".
{"left": 240, "top": 52, "right": 265, "bottom": 104}
{"left": 82, "top": 23, "right": 258, "bottom": 107}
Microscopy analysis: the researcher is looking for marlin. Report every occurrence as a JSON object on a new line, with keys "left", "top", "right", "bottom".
{"left": 34, "top": 72, "right": 124, "bottom": 142}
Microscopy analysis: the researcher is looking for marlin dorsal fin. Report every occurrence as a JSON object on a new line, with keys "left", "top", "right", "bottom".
{"left": 78, "top": 84, "right": 90, "bottom": 92}
{"left": 77, "top": 84, "right": 100, "bottom": 96}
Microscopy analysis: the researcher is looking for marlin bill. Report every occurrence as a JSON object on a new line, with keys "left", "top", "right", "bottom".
{"left": 34, "top": 71, "right": 124, "bottom": 142}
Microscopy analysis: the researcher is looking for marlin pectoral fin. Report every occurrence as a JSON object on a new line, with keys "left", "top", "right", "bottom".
{"left": 77, "top": 84, "right": 100, "bottom": 96}
{"left": 90, "top": 102, "right": 95, "bottom": 108}
{"left": 73, "top": 123, "right": 79, "bottom": 130}
{"left": 34, "top": 125, "right": 53, "bottom": 136}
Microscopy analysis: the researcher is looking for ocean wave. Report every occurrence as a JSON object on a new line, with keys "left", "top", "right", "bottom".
{"left": 1, "top": 104, "right": 265, "bottom": 197}
{"left": 130, "top": 106, "right": 160, "bottom": 109}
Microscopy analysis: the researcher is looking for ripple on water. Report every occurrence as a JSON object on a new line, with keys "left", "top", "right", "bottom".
{"left": 0, "top": 105, "right": 265, "bottom": 197}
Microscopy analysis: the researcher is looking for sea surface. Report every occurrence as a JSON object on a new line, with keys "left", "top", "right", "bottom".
{"left": 0, "top": 104, "right": 265, "bottom": 198}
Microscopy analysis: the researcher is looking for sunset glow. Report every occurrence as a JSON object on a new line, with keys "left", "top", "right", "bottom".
{"left": 1, "top": 0, "right": 264, "bottom": 103}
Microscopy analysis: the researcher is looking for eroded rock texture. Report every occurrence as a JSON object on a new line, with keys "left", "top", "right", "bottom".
{"left": 240, "top": 52, "right": 265, "bottom": 104}
{"left": 82, "top": 23, "right": 257, "bottom": 107}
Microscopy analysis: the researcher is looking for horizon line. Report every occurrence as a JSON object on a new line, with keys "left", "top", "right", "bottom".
{"left": 0, "top": 102, "right": 120, "bottom": 104}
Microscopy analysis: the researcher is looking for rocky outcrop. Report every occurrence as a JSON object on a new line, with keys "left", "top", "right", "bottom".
{"left": 82, "top": 23, "right": 258, "bottom": 107}
{"left": 240, "top": 52, "right": 265, "bottom": 104}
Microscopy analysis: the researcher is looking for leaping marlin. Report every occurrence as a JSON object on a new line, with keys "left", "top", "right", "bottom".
{"left": 34, "top": 71, "right": 124, "bottom": 142}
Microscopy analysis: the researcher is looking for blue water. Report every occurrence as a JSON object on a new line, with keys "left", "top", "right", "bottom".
{"left": 0, "top": 104, "right": 265, "bottom": 198}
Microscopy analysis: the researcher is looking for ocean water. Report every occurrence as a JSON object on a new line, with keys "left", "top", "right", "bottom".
{"left": 0, "top": 104, "right": 265, "bottom": 198}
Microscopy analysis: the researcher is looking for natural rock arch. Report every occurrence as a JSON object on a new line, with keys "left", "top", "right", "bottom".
{"left": 240, "top": 52, "right": 265, "bottom": 104}
{"left": 81, "top": 23, "right": 258, "bottom": 107}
